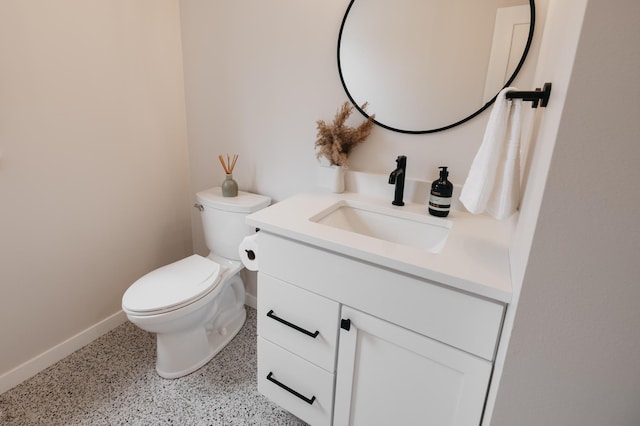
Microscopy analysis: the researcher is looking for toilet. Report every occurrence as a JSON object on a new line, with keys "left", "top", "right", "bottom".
{"left": 122, "top": 187, "right": 270, "bottom": 379}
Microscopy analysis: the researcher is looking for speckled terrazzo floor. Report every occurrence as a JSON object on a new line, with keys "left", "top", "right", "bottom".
{"left": 0, "top": 307, "right": 307, "bottom": 425}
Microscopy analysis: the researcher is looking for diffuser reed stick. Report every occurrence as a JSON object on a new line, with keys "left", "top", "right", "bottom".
{"left": 218, "top": 154, "right": 238, "bottom": 174}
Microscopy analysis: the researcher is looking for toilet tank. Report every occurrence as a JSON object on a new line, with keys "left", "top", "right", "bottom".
{"left": 196, "top": 187, "right": 271, "bottom": 260}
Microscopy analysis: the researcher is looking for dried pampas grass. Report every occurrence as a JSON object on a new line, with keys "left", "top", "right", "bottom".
{"left": 315, "top": 102, "right": 375, "bottom": 167}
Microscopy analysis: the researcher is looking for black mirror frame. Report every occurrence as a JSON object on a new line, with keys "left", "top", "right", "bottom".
{"left": 337, "top": 0, "right": 536, "bottom": 134}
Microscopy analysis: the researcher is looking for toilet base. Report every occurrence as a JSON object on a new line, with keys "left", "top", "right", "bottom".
{"left": 150, "top": 273, "right": 247, "bottom": 379}
{"left": 156, "top": 306, "right": 246, "bottom": 379}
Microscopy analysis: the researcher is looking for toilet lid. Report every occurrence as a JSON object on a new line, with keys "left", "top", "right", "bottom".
{"left": 122, "top": 255, "right": 221, "bottom": 314}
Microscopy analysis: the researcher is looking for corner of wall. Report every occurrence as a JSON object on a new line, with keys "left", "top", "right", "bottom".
{"left": 483, "top": 0, "right": 589, "bottom": 423}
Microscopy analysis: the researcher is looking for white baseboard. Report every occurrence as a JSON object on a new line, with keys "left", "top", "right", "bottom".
{"left": 0, "top": 310, "right": 127, "bottom": 395}
{"left": 2, "top": 297, "right": 258, "bottom": 395}
{"left": 245, "top": 292, "right": 257, "bottom": 310}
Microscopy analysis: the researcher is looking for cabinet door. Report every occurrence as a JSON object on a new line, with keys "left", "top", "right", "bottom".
{"left": 334, "top": 307, "right": 492, "bottom": 426}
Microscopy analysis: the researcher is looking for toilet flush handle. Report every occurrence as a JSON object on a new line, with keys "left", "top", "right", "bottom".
{"left": 193, "top": 203, "right": 204, "bottom": 212}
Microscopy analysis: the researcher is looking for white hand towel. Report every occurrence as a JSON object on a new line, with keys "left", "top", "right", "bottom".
{"left": 460, "top": 87, "right": 523, "bottom": 219}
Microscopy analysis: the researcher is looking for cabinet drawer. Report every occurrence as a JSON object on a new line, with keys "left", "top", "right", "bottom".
{"left": 259, "top": 233, "right": 504, "bottom": 361}
{"left": 258, "top": 273, "right": 340, "bottom": 372}
{"left": 258, "top": 337, "right": 334, "bottom": 426}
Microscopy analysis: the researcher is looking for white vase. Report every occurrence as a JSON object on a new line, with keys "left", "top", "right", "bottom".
{"left": 317, "top": 164, "right": 345, "bottom": 193}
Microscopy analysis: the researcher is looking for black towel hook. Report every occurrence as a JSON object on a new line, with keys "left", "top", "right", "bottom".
{"left": 505, "top": 82, "right": 552, "bottom": 108}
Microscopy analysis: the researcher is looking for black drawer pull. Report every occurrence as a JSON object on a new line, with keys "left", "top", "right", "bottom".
{"left": 266, "top": 372, "right": 316, "bottom": 405}
{"left": 266, "top": 309, "right": 320, "bottom": 338}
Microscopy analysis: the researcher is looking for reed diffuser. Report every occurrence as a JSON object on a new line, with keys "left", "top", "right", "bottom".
{"left": 218, "top": 154, "right": 239, "bottom": 197}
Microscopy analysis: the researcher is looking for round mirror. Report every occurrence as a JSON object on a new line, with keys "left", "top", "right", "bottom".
{"left": 337, "top": 0, "right": 535, "bottom": 134}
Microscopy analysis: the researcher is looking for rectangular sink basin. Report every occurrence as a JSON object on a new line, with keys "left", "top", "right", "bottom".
{"left": 309, "top": 200, "right": 451, "bottom": 253}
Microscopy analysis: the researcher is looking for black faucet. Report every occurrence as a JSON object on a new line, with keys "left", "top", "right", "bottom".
{"left": 388, "top": 155, "right": 406, "bottom": 206}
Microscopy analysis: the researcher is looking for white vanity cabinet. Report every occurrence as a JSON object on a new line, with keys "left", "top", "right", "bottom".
{"left": 255, "top": 232, "right": 505, "bottom": 426}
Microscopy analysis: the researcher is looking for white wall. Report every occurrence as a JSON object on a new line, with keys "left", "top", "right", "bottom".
{"left": 0, "top": 0, "right": 192, "bottom": 391}
{"left": 179, "top": 0, "right": 541, "bottom": 255}
{"left": 490, "top": 1, "right": 640, "bottom": 424}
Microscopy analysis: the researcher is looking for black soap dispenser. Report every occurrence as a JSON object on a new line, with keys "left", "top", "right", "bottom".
{"left": 429, "top": 166, "right": 453, "bottom": 217}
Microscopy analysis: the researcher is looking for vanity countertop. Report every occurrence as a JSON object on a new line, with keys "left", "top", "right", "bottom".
{"left": 246, "top": 192, "right": 513, "bottom": 303}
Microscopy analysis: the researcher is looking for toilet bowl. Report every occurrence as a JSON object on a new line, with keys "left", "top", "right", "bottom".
{"left": 122, "top": 188, "right": 270, "bottom": 379}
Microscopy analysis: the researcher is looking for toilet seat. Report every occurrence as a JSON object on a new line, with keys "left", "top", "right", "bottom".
{"left": 122, "top": 255, "right": 222, "bottom": 316}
